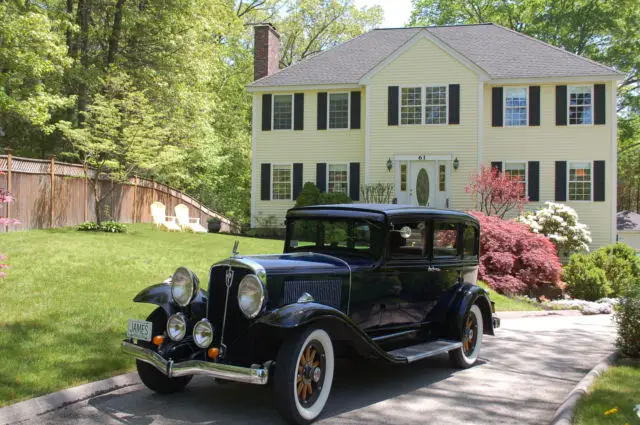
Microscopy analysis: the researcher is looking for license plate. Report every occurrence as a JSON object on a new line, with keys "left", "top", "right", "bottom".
{"left": 127, "top": 319, "right": 152, "bottom": 342}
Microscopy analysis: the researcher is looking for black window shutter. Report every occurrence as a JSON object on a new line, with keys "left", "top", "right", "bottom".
{"left": 491, "top": 161, "right": 502, "bottom": 172}
{"left": 294, "top": 93, "right": 304, "bottom": 130}
{"left": 317, "top": 93, "right": 327, "bottom": 130}
{"left": 260, "top": 163, "right": 271, "bottom": 200}
{"left": 594, "top": 160, "right": 606, "bottom": 201}
{"left": 555, "top": 161, "right": 567, "bottom": 201}
{"left": 448, "top": 84, "right": 460, "bottom": 125}
{"left": 350, "top": 91, "right": 361, "bottom": 129}
{"left": 556, "top": 85, "right": 567, "bottom": 126}
{"left": 528, "top": 161, "right": 540, "bottom": 201}
{"left": 529, "top": 86, "right": 540, "bottom": 126}
{"left": 261, "top": 94, "right": 272, "bottom": 131}
{"left": 293, "top": 163, "right": 303, "bottom": 200}
{"left": 316, "top": 163, "right": 327, "bottom": 192}
{"left": 594, "top": 84, "right": 606, "bottom": 125}
{"left": 349, "top": 163, "right": 360, "bottom": 201}
{"left": 388, "top": 86, "right": 399, "bottom": 126}
{"left": 492, "top": 87, "right": 503, "bottom": 127}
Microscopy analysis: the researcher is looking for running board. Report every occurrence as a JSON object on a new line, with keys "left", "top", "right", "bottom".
{"left": 386, "top": 339, "right": 462, "bottom": 363}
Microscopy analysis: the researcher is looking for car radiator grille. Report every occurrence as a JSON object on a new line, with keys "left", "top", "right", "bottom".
{"left": 283, "top": 279, "right": 342, "bottom": 309}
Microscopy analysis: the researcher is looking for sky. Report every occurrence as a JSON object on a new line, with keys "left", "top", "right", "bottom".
{"left": 354, "top": 0, "right": 414, "bottom": 28}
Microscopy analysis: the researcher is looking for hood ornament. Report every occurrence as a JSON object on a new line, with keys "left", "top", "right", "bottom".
{"left": 231, "top": 240, "right": 240, "bottom": 257}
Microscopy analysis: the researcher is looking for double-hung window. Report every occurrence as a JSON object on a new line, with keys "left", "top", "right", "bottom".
{"left": 400, "top": 87, "right": 422, "bottom": 125}
{"left": 504, "top": 162, "right": 527, "bottom": 197}
{"left": 328, "top": 93, "right": 349, "bottom": 129}
{"left": 425, "top": 86, "right": 447, "bottom": 124}
{"left": 504, "top": 87, "right": 527, "bottom": 126}
{"left": 328, "top": 164, "right": 348, "bottom": 194}
{"left": 273, "top": 95, "right": 293, "bottom": 130}
{"left": 569, "top": 86, "right": 593, "bottom": 125}
{"left": 272, "top": 165, "right": 292, "bottom": 200}
{"left": 568, "top": 162, "right": 592, "bottom": 201}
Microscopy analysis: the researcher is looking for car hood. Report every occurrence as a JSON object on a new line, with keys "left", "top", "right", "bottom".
{"left": 239, "top": 252, "right": 367, "bottom": 275}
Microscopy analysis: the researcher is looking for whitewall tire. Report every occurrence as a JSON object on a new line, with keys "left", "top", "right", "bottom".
{"left": 449, "top": 304, "right": 483, "bottom": 369}
{"left": 274, "top": 327, "right": 335, "bottom": 425}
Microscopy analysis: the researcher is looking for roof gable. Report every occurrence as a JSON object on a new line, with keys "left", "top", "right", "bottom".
{"left": 249, "top": 23, "right": 622, "bottom": 88}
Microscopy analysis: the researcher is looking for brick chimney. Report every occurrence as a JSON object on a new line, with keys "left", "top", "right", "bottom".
{"left": 254, "top": 23, "right": 280, "bottom": 81}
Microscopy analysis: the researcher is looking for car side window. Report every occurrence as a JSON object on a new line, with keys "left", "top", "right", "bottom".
{"left": 389, "top": 221, "right": 426, "bottom": 259}
{"left": 463, "top": 225, "right": 478, "bottom": 259}
{"left": 433, "top": 222, "right": 459, "bottom": 258}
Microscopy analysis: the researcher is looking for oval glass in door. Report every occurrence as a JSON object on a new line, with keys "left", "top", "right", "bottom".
{"left": 416, "top": 168, "right": 430, "bottom": 206}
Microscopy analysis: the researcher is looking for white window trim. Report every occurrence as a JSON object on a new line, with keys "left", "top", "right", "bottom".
{"left": 327, "top": 92, "right": 350, "bottom": 130}
{"left": 424, "top": 85, "right": 448, "bottom": 126}
{"left": 502, "top": 160, "right": 528, "bottom": 197}
{"left": 438, "top": 163, "right": 447, "bottom": 192}
{"left": 398, "top": 85, "right": 449, "bottom": 126}
{"left": 326, "top": 162, "right": 350, "bottom": 195}
{"left": 567, "top": 160, "right": 594, "bottom": 202}
{"left": 270, "top": 163, "right": 293, "bottom": 201}
{"left": 567, "top": 85, "right": 594, "bottom": 126}
{"left": 271, "top": 94, "right": 294, "bottom": 131}
{"left": 503, "top": 86, "right": 528, "bottom": 127}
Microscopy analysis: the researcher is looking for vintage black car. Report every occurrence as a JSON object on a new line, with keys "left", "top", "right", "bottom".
{"left": 123, "top": 204, "right": 500, "bottom": 424}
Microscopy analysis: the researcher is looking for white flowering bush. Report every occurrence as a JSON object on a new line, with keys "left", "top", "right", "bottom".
{"left": 517, "top": 202, "right": 592, "bottom": 256}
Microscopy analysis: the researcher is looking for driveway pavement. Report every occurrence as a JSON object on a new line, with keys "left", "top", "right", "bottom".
{"left": 11, "top": 314, "right": 615, "bottom": 425}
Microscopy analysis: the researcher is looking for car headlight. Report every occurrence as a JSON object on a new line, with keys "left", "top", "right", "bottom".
{"left": 171, "top": 267, "right": 199, "bottom": 307}
{"left": 237, "top": 274, "right": 265, "bottom": 319}
{"left": 167, "top": 313, "right": 187, "bottom": 342}
{"left": 193, "top": 319, "right": 214, "bottom": 348}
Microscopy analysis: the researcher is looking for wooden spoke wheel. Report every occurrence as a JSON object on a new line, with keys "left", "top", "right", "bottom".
{"left": 275, "top": 327, "right": 334, "bottom": 425}
{"left": 449, "top": 304, "right": 483, "bottom": 369}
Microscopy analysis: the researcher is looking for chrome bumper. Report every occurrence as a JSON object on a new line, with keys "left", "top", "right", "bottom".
{"left": 121, "top": 340, "right": 269, "bottom": 385}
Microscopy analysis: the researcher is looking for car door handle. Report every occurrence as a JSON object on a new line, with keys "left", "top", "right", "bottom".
{"left": 427, "top": 266, "right": 441, "bottom": 272}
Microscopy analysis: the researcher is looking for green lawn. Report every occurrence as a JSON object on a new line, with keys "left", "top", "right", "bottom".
{"left": 479, "top": 282, "right": 543, "bottom": 312}
{"left": 0, "top": 225, "right": 537, "bottom": 406}
{"left": 574, "top": 364, "right": 640, "bottom": 425}
{"left": 0, "top": 225, "right": 282, "bottom": 406}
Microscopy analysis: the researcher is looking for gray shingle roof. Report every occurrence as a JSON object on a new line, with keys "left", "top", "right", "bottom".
{"left": 617, "top": 211, "right": 640, "bottom": 231}
{"left": 250, "top": 23, "right": 621, "bottom": 87}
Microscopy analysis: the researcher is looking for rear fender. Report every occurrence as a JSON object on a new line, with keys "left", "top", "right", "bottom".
{"left": 256, "top": 303, "right": 402, "bottom": 362}
{"left": 448, "top": 284, "right": 495, "bottom": 336}
{"left": 133, "top": 283, "right": 208, "bottom": 318}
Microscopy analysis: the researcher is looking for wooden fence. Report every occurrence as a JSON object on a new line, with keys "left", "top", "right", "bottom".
{"left": 0, "top": 154, "right": 239, "bottom": 233}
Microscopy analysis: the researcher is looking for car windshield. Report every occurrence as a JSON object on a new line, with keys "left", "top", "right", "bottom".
{"left": 286, "top": 218, "right": 382, "bottom": 258}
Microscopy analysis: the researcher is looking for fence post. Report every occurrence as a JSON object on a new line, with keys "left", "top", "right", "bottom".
{"left": 49, "top": 156, "right": 55, "bottom": 228}
{"left": 84, "top": 164, "right": 88, "bottom": 222}
{"left": 5, "top": 149, "right": 12, "bottom": 232}
{"left": 132, "top": 176, "right": 138, "bottom": 223}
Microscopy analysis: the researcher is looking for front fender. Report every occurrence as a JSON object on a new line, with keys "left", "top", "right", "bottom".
{"left": 133, "top": 283, "right": 208, "bottom": 317}
{"left": 256, "top": 303, "right": 403, "bottom": 363}
{"left": 448, "top": 283, "right": 495, "bottom": 336}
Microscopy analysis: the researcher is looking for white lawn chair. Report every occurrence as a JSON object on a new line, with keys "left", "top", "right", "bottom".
{"left": 151, "top": 202, "right": 181, "bottom": 232}
{"left": 175, "top": 204, "right": 207, "bottom": 233}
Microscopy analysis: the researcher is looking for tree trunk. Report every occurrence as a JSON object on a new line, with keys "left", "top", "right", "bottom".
{"left": 106, "top": 0, "right": 126, "bottom": 67}
{"left": 66, "top": 0, "right": 74, "bottom": 55}
{"left": 76, "top": 0, "right": 92, "bottom": 124}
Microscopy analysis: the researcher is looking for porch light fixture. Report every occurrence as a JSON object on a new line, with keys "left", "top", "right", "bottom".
{"left": 453, "top": 157, "right": 459, "bottom": 170}
{"left": 386, "top": 158, "right": 393, "bottom": 172}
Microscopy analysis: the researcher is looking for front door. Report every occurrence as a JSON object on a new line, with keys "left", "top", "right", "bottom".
{"left": 409, "top": 161, "right": 437, "bottom": 207}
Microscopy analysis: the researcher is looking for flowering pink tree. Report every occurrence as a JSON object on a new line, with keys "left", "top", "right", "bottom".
{"left": 470, "top": 211, "right": 562, "bottom": 294}
{"left": 465, "top": 165, "right": 529, "bottom": 218}
{"left": 0, "top": 174, "right": 19, "bottom": 278}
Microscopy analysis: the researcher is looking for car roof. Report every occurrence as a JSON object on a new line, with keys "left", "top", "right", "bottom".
{"left": 287, "top": 204, "right": 479, "bottom": 224}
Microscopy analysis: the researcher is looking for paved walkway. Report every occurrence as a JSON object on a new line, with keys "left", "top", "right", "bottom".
{"left": 10, "top": 314, "right": 616, "bottom": 425}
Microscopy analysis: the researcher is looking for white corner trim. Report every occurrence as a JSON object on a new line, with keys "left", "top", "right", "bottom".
{"left": 359, "top": 30, "right": 490, "bottom": 85}
{"left": 250, "top": 94, "right": 258, "bottom": 228}
{"left": 247, "top": 83, "right": 362, "bottom": 93}
{"left": 365, "top": 84, "right": 371, "bottom": 185}
{"left": 611, "top": 83, "right": 618, "bottom": 243}
{"left": 477, "top": 80, "right": 484, "bottom": 172}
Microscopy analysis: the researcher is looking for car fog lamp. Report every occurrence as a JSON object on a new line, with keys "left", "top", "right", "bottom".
{"left": 171, "top": 267, "right": 199, "bottom": 307}
{"left": 167, "top": 313, "right": 187, "bottom": 342}
{"left": 237, "top": 274, "right": 265, "bottom": 319}
{"left": 193, "top": 319, "right": 214, "bottom": 348}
